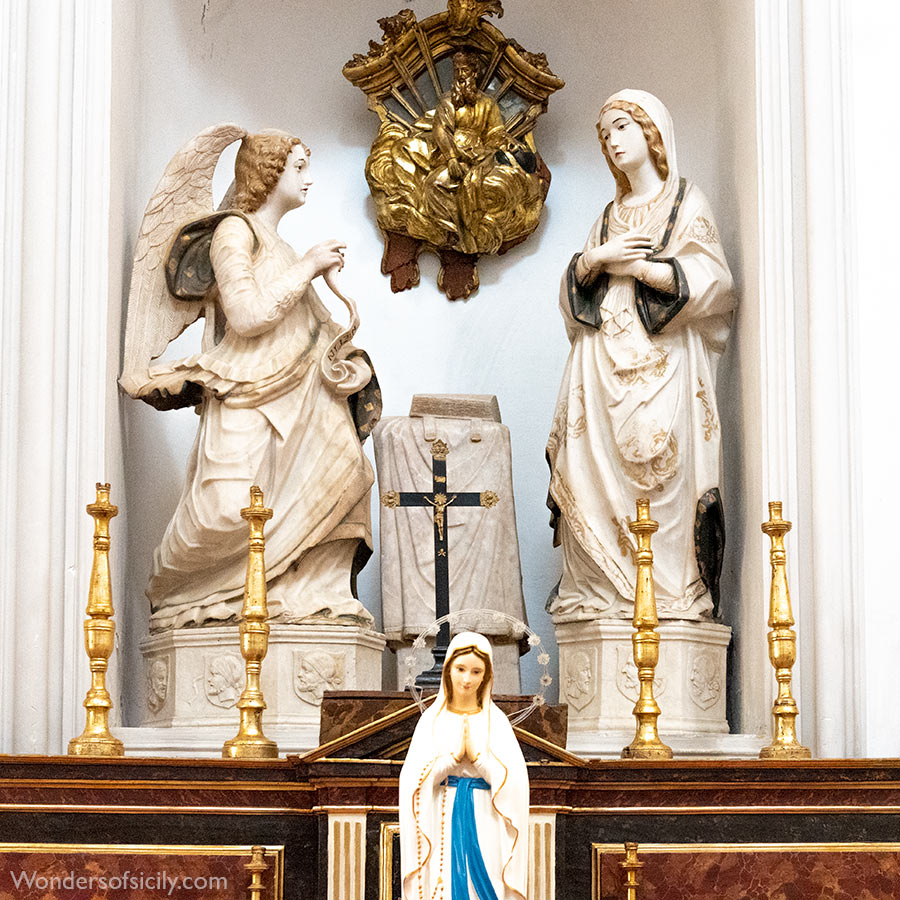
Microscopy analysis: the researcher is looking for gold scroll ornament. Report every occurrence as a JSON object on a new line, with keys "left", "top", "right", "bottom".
{"left": 760, "top": 501, "right": 811, "bottom": 759}
{"left": 343, "top": 0, "right": 564, "bottom": 300}
{"left": 69, "top": 483, "right": 124, "bottom": 757}
{"left": 621, "top": 499, "right": 673, "bottom": 760}
{"left": 223, "top": 486, "right": 278, "bottom": 760}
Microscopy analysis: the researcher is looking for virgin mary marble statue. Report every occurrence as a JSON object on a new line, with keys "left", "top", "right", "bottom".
{"left": 399, "top": 632, "right": 529, "bottom": 900}
{"left": 546, "top": 89, "right": 735, "bottom": 622}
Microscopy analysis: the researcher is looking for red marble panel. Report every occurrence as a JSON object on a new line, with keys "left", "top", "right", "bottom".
{"left": 3, "top": 756, "right": 900, "bottom": 817}
{"left": 0, "top": 784, "right": 313, "bottom": 810}
{"left": 0, "top": 847, "right": 280, "bottom": 900}
{"left": 572, "top": 784, "right": 900, "bottom": 808}
{"left": 597, "top": 846, "right": 900, "bottom": 900}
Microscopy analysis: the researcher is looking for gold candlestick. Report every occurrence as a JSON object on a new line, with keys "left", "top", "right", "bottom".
{"left": 760, "top": 501, "right": 811, "bottom": 759}
{"left": 223, "top": 485, "right": 278, "bottom": 759}
{"left": 245, "top": 846, "right": 269, "bottom": 900}
{"left": 620, "top": 843, "right": 643, "bottom": 900}
{"left": 622, "top": 499, "right": 672, "bottom": 760}
{"left": 68, "top": 483, "right": 123, "bottom": 757}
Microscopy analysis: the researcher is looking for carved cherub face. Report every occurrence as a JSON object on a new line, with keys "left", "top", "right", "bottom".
{"left": 598, "top": 108, "right": 650, "bottom": 175}
{"left": 268, "top": 142, "right": 313, "bottom": 211}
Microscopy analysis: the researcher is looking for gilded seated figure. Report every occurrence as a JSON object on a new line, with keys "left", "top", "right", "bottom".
{"left": 366, "top": 50, "right": 548, "bottom": 299}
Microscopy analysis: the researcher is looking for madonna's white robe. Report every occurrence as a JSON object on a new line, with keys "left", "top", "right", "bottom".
{"left": 399, "top": 634, "right": 528, "bottom": 900}
{"left": 546, "top": 91, "right": 735, "bottom": 621}
{"left": 146, "top": 214, "right": 376, "bottom": 630}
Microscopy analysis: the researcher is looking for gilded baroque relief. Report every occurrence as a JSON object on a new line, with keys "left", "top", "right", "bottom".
{"left": 343, "top": 0, "right": 564, "bottom": 299}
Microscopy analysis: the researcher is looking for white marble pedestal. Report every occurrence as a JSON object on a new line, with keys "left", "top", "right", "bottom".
{"left": 556, "top": 619, "right": 731, "bottom": 736}
{"left": 139, "top": 624, "right": 386, "bottom": 729}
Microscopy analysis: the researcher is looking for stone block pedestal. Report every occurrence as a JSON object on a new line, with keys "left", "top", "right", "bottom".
{"left": 556, "top": 619, "right": 731, "bottom": 735}
{"left": 140, "top": 624, "right": 386, "bottom": 729}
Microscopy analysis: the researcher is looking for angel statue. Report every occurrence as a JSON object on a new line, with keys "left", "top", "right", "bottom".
{"left": 121, "top": 125, "right": 382, "bottom": 631}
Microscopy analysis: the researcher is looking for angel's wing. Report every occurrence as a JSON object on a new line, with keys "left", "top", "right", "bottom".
{"left": 119, "top": 123, "right": 247, "bottom": 399}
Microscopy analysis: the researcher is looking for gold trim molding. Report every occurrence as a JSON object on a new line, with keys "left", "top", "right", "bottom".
{"left": 379, "top": 821, "right": 400, "bottom": 900}
{"left": 592, "top": 841, "right": 900, "bottom": 900}
{"left": 0, "top": 842, "right": 284, "bottom": 854}
{"left": 0, "top": 803, "right": 310, "bottom": 816}
{"left": 0, "top": 844, "right": 284, "bottom": 899}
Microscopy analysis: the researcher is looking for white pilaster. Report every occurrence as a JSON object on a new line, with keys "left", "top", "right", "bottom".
{"left": 528, "top": 811, "right": 557, "bottom": 900}
{"left": 0, "top": 0, "right": 28, "bottom": 756}
{"left": 849, "top": 1, "right": 900, "bottom": 758}
{"left": 327, "top": 809, "right": 367, "bottom": 900}
{"left": 750, "top": 0, "right": 863, "bottom": 757}
{"left": 0, "top": 0, "right": 116, "bottom": 754}
{"left": 796, "top": 0, "right": 862, "bottom": 758}
{"left": 750, "top": 0, "right": 808, "bottom": 744}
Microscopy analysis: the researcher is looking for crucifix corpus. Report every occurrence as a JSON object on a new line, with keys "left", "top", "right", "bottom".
{"left": 381, "top": 438, "right": 499, "bottom": 686}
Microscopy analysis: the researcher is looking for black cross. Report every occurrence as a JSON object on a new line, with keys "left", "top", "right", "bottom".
{"left": 381, "top": 438, "right": 499, "bottom": 686}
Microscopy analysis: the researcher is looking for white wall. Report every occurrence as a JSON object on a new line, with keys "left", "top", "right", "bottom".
{"left": 0, "top": 0, "right": 119, "bottom": 754}
{"left": 2, "top": 0, "right": 885, "bottom": 756}
{"left": 115, "top": 0, "right": 759, "bottom": 725}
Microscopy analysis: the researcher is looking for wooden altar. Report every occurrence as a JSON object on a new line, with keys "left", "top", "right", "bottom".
{"left": 2, "top": 747, "right": 900, "bottom": 899}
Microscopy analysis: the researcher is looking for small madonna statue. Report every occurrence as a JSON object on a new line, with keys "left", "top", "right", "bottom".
{"left": 546, "top": 90, "right": 735, "bottom": 623}
{"left": 399, "top": 632, "right": 529, "bottom": 900}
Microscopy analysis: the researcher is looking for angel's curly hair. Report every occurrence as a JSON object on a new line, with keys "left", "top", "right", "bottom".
{"left": 233, "top": 131, "right": 303, "bottom": 213}
{"left": 596, "top": 100, "right": 668, "bottom": 196}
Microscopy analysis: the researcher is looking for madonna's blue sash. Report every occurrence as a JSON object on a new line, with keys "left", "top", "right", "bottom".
{"left": 444, "top": 776, "right": 499, "bottom": 900}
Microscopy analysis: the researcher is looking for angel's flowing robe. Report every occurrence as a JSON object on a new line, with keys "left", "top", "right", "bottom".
{"left": 546, "top": 179, "right": 734, "bottom": 621}
{"left": 147, "top": 214, "right": 376, "bottom": 630}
